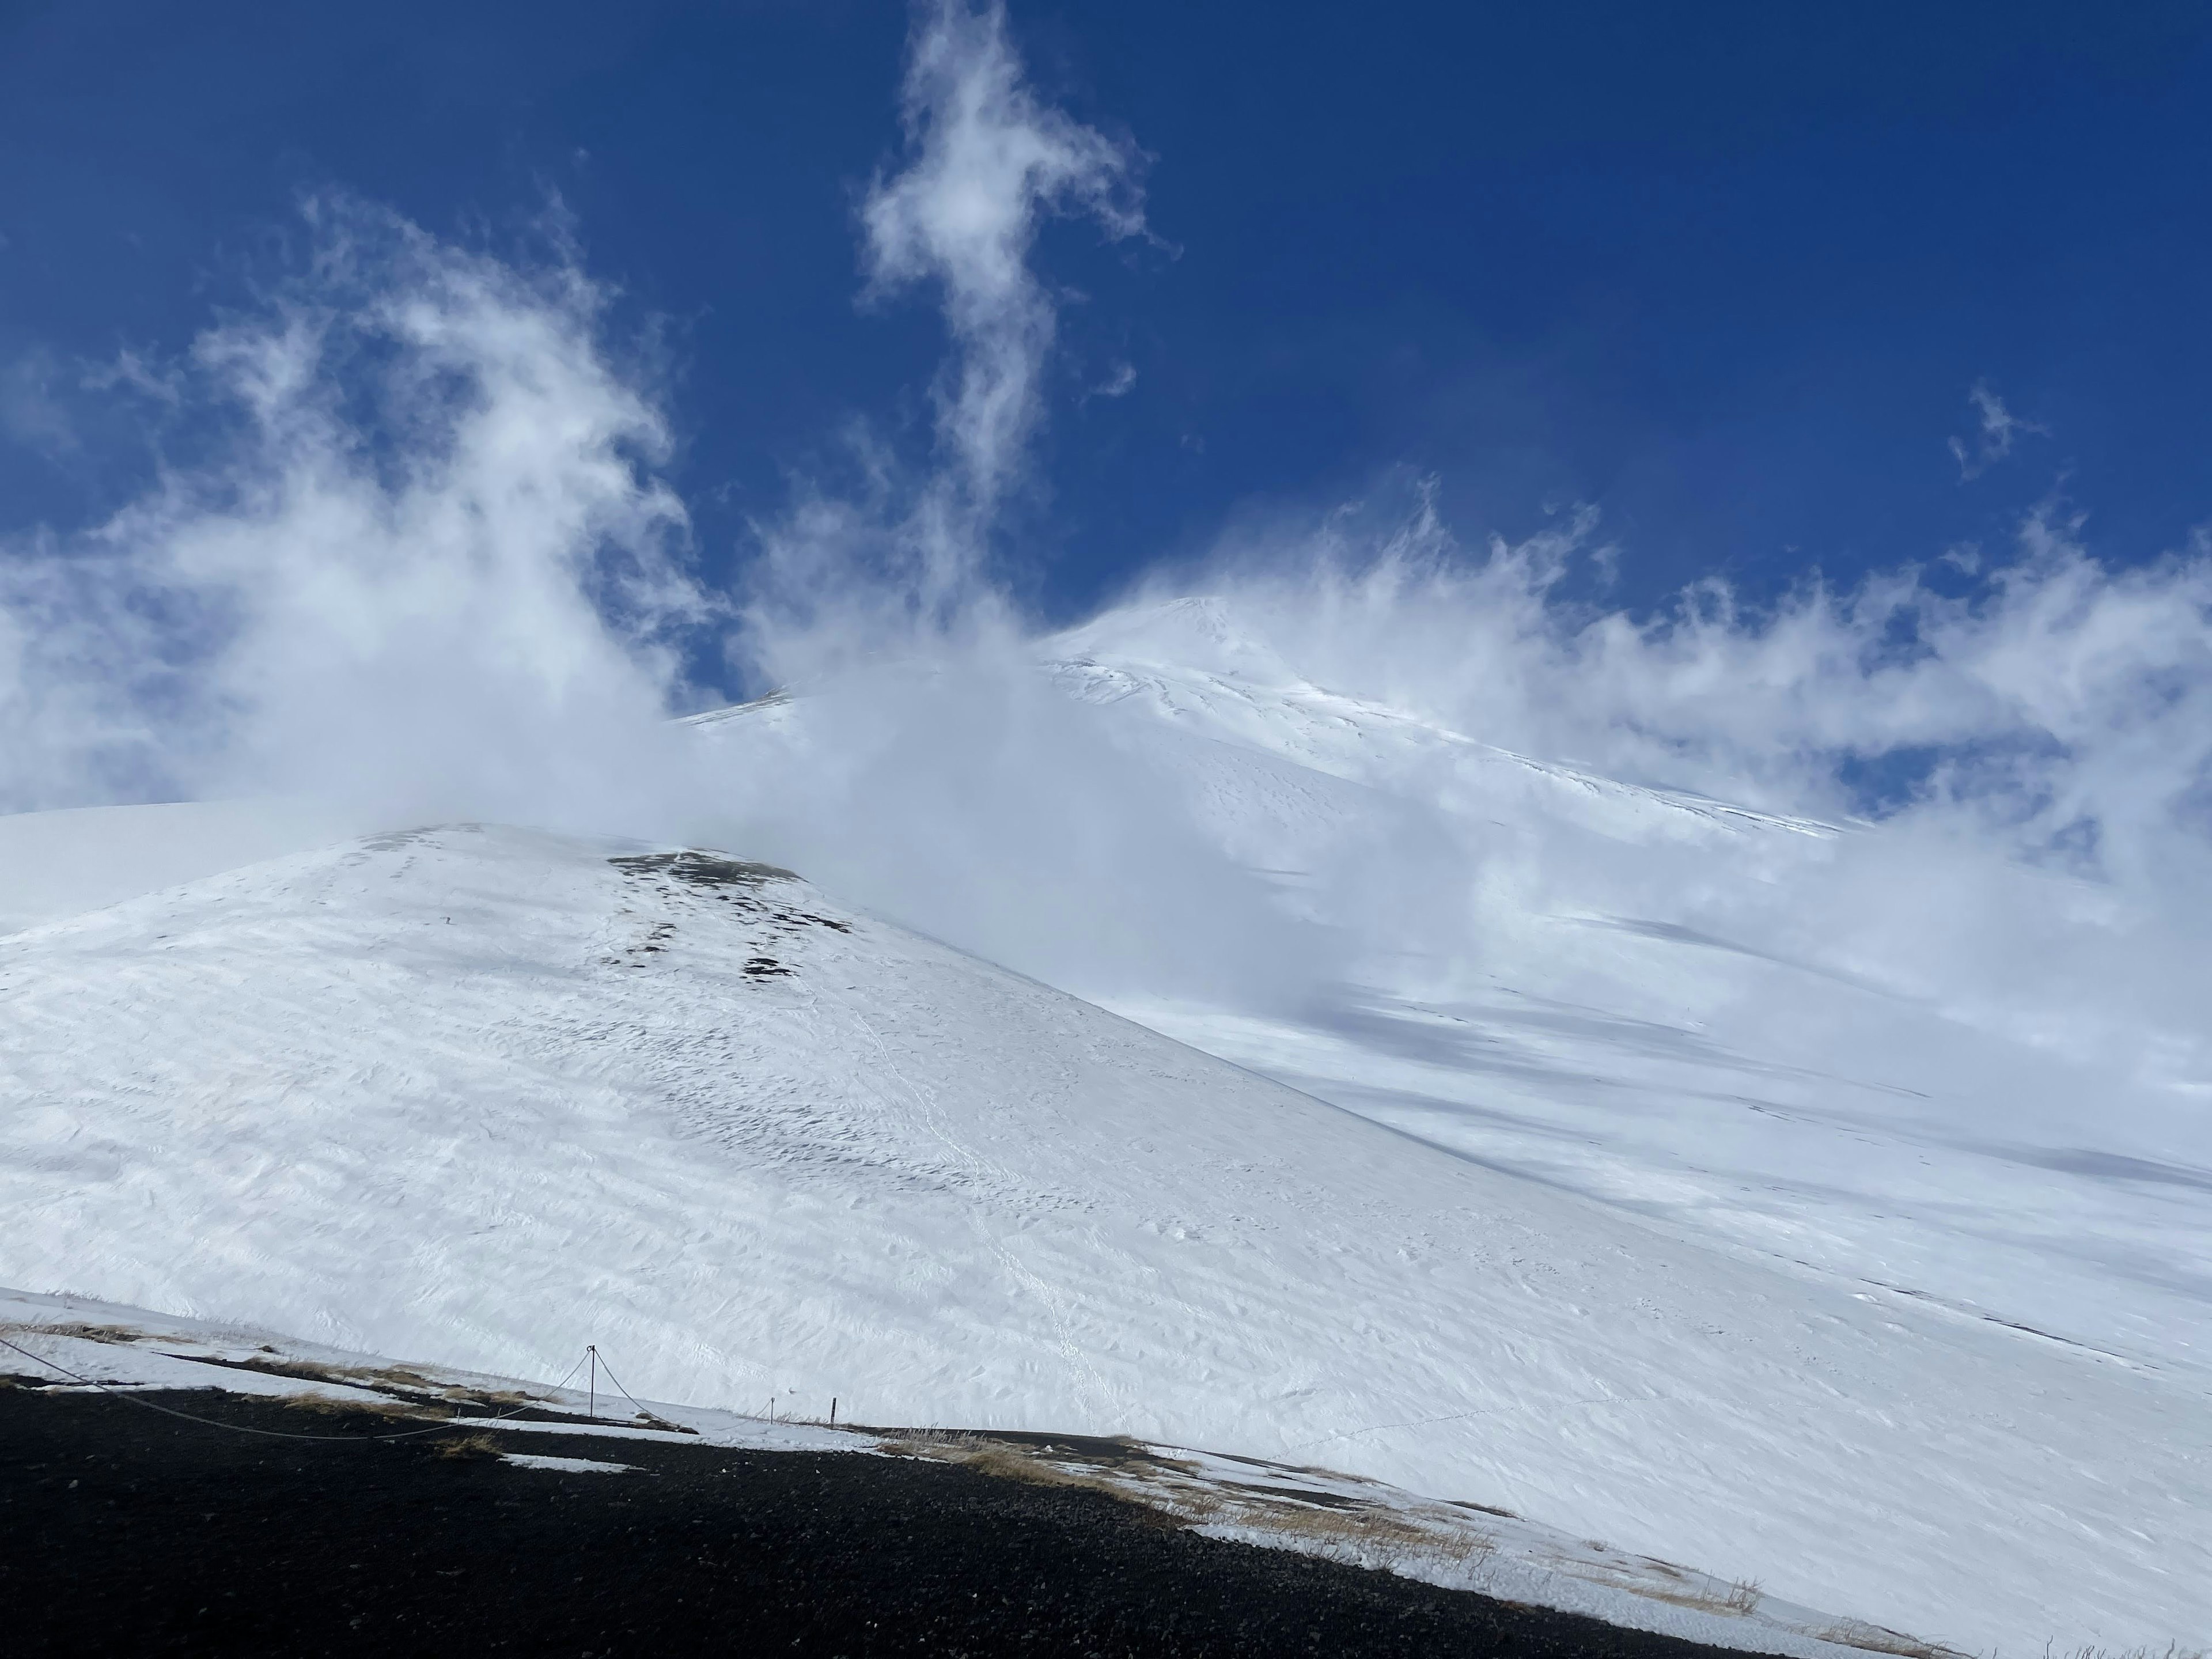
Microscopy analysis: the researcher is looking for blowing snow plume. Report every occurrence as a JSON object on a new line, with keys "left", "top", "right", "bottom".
{"left": 1155, "top": 487, "right": 2212, "bottom": 1077}
{"left": 5, "top": 0, "right": 2211, "bottom": 1065}
{"left": 0, "top": 198, "right": 709, "bottom": 834}
{"left": 5, "top": 0, "right": 2211, "bottom": 1069}
{"left": 711, "top": 0, "right": 1315, "bottom": 1006}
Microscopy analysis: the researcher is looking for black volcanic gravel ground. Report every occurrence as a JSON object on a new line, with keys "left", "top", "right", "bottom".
{"left": 0, "top": 1384, "right": 1762, "bottom": 1658}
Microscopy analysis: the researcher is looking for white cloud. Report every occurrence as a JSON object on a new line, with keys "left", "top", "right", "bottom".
{"left": 6, "top": 15, "right": 2210, "bottom": 1150}
{"left": 699, "top": 5, "right": 1325, "bottom": 1005}
{"left": 855, "top": 0, "right": 1143, "bottom": 594}
{"left": 0, "top": 347, "right": 78, "bottom": 457}
{"left": 1949, "top": 379, "right": 2047, "bottom": 479}
{"left": 0, "top": 198, "right": 710, "bottom": 829}
{"left": 1182, "top": 491, "right": 2212, "bottom": 875}
{"left": 0, "top": 29, "right": 1291, "bottom": 1012}
{"left": 736, "top": 2, "right": 1146, "bottom": 684}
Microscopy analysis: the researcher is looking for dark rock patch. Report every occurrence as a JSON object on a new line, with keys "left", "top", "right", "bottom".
{"left": 611, "top": 850, "right": 801, "bottom": 889}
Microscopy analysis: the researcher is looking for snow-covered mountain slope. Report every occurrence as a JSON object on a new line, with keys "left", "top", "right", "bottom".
{"left": 2, "top": 821, "right": 2207, "bottom": 1649}
{"left": 1036, "top": 600, "right": 2212, "bottom": 1384}
{"left": 681, "top": 598, "right": 2212, "bottom": 1408}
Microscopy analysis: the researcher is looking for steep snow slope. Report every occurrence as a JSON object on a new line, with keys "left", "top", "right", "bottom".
{"left": 2, "top": 823, "right": 2207, "bottom": 1649}
{"left": 1027, "top": 600, "right": 2212, "bottom": 1386}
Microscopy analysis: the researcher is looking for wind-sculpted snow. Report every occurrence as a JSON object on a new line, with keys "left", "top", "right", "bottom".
{"left": 680, "top": 601, "right": 2212, "bottom": 1410}
{"left": 1054, "top": 603, "right": 2212, "bottom": 1371}
{"left": 1, "top": 821, "right": 2207, "bottom": 1649}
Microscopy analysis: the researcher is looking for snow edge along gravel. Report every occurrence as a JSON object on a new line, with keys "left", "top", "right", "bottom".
{"left": 0, "top": 1286, "right": 1950, "bottom": 1659}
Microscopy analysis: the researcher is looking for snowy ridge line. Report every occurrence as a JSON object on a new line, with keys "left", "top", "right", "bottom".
{"left": 1040, "top": 653, "right": 1849, "bottom": 840}
{"left": 679, "top": 652, "right": 1847, "bottom": 843}
{"left": 0, "top": 1289, "right": 1945, "bottom": 1659}
{"left": 679, "top": 688, "right": 793, "bottom": 727}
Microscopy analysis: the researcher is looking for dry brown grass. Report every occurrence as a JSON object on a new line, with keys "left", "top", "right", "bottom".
{"left": 944, "top": 1446, "right": 1093, "bottom": 1487}
{"left": 1241, "top": 1501, "right": 1501, "bottom": 1581}
{"left": 877, "top": 1430, "right": 1509, "bottom": 1588}
{"left": 882, "top": 1438, "right": 1146, "bottom": 1511}
{"left": 282, "top": 1393, "right": 445, "bottom": 1421}
{"left": 265, "top": 1357, "right": 476, "bottom": 1400}
{"left": 1160, "top": 1486, "right": 1226, "bottom": 1524}
{"left": 430, "top": 1432, "right": 503, "bottom": 1460}
{"left": 12, "top": 1321, "right": 140, "bottom": 1344}
{"left": 334, "top": 1363, "right": 436, "bottom": 1389}
{"left": 875, "top": 1427, "right": 984, "bottom": 1452}
{"left": 1808, "top": 1619, "right": 1963, "bottom": 1659}
{"left": 1260, "top": 1503, "right": 1428, "bottom": 1552}
{"left": 1635, "top": 1575, "right": 1768, "bottom": 1618}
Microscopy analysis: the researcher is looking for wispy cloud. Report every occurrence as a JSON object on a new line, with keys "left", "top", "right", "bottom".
{"left": 856, "top": 0, "right": 1145, "bottom": 595}
{"left": 1089, "top": 361, "right": 1137, "bottom": 399}
{"left": 0, "top": 347, "right": 79, "bottom": 458}
{"left": 1177, "top": 491, "right": 2212, "bottom": 895}
{"left": 6, "top": 6, "right": 2212, "bottom": 1126}
{"left": 1949, "top": 379, "right": 2047, "bottom": 480}
{"left": 696, "top": 4, "right": 1326, "bottom": 1002}
{"left": 0, "top": 198, "right": 709, "bottom": 825}
{"left": 737, "top": 1, "right": 1148, "bottom": 683}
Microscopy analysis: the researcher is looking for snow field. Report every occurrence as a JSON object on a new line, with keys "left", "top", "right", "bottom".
{"left": 1, "top": 821, "right": 2206, "bottom": 1650}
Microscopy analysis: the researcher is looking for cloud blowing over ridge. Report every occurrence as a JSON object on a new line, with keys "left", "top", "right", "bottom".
{"left": 2, "top": 3, "right": 2210, "bottom": 1138}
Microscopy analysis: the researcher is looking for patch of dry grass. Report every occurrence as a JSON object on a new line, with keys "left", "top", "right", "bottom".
{"left": 282, "top": 1393, "right": 445, "bottom": 1421}
{"left": 10, "top": 1321, "right": 140, "bottom": 1344}
{"left": 1237, "top": 1501, "right": 1499, "bottom": 1581}
{"left": 1808, "top": 1619, "right": 1964, "bottom": 1659}
{"left": 1632, "top": 1574, "right": 1769, "bottom": 1618}
{"left": 876, "top": 1430, "right": 1508, "bottom": 1588}
{"left": 881, "top": 1437, "right": 1145, "bottom": 1511}
{"left": 431, "top": 1432, "right": 503, "bottom": 1460}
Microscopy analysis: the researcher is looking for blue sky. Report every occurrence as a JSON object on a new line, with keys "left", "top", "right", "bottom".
{"left": 3, "top": 0, "right": 2210, "bottom": 622}
{"left": 2, "top": 0, "right": 2210, "bottom": 1143}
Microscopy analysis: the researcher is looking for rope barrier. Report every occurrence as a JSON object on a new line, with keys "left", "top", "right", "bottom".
{"left": 0, "top": 1330, "right": 589, "bottom": 1445}
{"left": 582, "top": 1346, "right": 662, "bottom": 1426}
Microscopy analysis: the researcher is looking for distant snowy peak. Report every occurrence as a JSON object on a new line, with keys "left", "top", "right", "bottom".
{"left": 680, "top": 595, "right": 1843, "bottom": 844}
{"left": 680, "top": 687, "right": 794, "bottom": 732}
{"left": 1042, "top": 600, "right": 1841, "bottom": 842}
{"left": 1047, "top": 595, "right": 1306, "bottom": 686}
